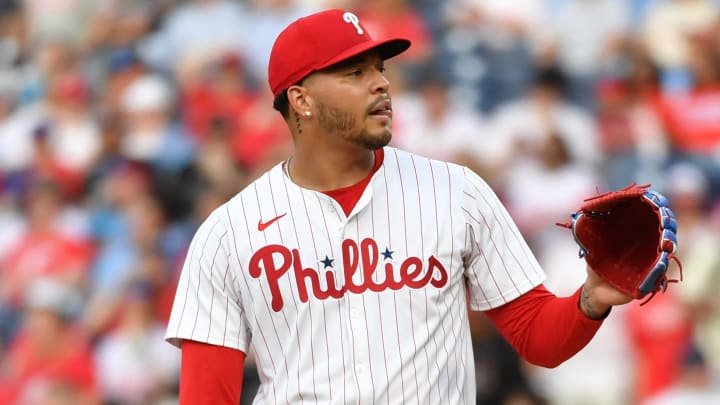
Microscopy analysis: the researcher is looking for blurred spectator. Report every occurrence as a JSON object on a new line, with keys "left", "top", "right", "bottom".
{"left": 241, "top": 0, "right": 315, "bottom": 83}
{"left": 0, "top": 70, "right": 101, "bottom": 203}
{"left": 443, "top": 0, "right": 545, "bottom": 40}
{"left": 0, "top": 186, "right": 26, "bottom": 348}
{"left": 489, "top": 65, "right": 600, "bottom": 178}
{"left": 0, "top": 0, "right": 24, "bottom": 65}
{"left": 0, "top": 180, "right": 93, "bottom": 327}
{"left": 83, "top": 162, "right": 150, "bottom": 334}
{"left": 42, "top": 72, "right": 101, "bottom": 175}
{"left": 0, "top": 60, "right": 95, "bottom": 175}
{"left": 0, "top": 79, "right": 18, "bottom": 122}
{"left": 438, "top": 0, "right": 540, "bottom": 111}
{"left": 503, "top": 133, "right": 598, "bottom": 239}
{"left": 537, "top": 0, "right": 630, "bottom": 110}
{"left": 194, "top": 116, "right": 249, "bottom": 198}
{"left": 99, "top": 49, "right": 148, "bottom": 119}
{"left": 120, "top": 73, "right": 195, "bottom": 172}
{"left": 181, "top": 52, "right": 256, "bottom": 143}
{"left": 0, "top": 2, "right": 24, "bottom": 117}
{"left": 95, "top": 280, "right": 180, "bottom": 404}
{"left": 391, "top": 65, "right": 495, "bottom": 180}
{"left": 179, "top": 46, "right": 291, "bottom": 187}
{"left": 139, "top": 0, "right": 249, "bottom": 80}
{"left": 665, "top": 163, "right": 720, "bottom": 380}
{"left": 595, "top": 40, "right": 668, "bottom": 190}
{"left": 84, "top": 167, "right": 194, "bottom": 337}
{"left": 656, "top": 32, "right": 720, "bottom": 201}
{"left": 467, "top": 308, "right": 536, "bottom": 405}
{"left": 230, "top": 89, "right": 293, "bottom": 177}
{"left": 16, "top": 40, "right": 78, "bottom": 107}
{"left": 642, "top": 0, "right": 719, "bottom": 86}
{"left": 712, "top": 14, "right": 720, "bottom": 57}
{"left": 297, "top": 0, "right": 353, "bottom": 10}
{"left": 0, "top": 278, "right": 96, "bottom": 405}
{"left": 21, "top": 0, "right": 100, "bottom": 49}
{"left": 84, "top": 114, "right": 128, "bottom": 200}
{"left": 625, "top": 289, "right": 693, "bottom": 404}
{"left": 0, "top": 192, "right": 25, "bottom": 269}
{"left": 355, "top": 0, "right": 433, "bottom": 64}
{"left": 20, "top": 123, "right": 87, "bottom": 201}
{"left": 643, "top": 346, "right": 720, "bottom": 405}
{"left": 82, "top": 0, "right": 168, "bottom": 52}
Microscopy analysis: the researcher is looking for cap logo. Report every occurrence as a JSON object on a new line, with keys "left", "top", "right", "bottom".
{"left": 343, "top": 12, "right": 363, "bottom": 35}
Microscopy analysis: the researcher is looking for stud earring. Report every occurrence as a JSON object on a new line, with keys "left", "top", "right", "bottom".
{"left": 305, "top": 111, "right": 311, "bottom": 117}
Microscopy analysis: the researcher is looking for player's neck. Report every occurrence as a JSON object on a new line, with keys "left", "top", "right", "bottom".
{"left": 287, "top": 143, "right": 377, "bottom": 191}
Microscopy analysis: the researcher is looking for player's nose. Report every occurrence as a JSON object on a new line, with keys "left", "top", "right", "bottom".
{"left": 370, "top": 70, "right": 390, "bottom": 94}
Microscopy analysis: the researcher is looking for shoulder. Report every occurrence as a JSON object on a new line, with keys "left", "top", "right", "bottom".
{"left": 492, "top": 99, "right": 529, "bottom": 120}
{"left": 227, "top": 163, "right": 285, "bottom": 204}
{"left": 383, "top": 146, "right": 488, "bottom": 196}
{"left": 382, "top": 146, "right": 466, "bottom": 177}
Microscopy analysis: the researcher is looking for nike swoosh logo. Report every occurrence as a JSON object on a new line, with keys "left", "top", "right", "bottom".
{"left": 258, "top": 213, "right": 287, "bottom": 231}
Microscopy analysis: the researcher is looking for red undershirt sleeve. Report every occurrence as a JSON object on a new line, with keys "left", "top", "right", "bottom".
{"left": 180, "top": 340, "right": 246, "bottom": 404}
{"left": 485, "top": 285, "right": 605, "bottom": 368}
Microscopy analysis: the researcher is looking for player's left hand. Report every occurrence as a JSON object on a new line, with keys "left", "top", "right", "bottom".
{"left": 579, "top": 266, "right": 633, "bottom": 320}
{"left": 558, "top": 184, "right": 683, "bottom": 319}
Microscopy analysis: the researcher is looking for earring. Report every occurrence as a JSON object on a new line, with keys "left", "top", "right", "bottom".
{"left": 305, "top": 111, "right": 311, "bottom": 117}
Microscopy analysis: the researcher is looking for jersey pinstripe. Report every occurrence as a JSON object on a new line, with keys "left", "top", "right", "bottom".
{"left": 166, "top": 146, "right": 546, "bottom": 404}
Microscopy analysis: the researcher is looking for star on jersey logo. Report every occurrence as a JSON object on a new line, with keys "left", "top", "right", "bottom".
{"left": 381, "top": 248, "right": 394, "bottom": 260}
{"left": 320, "top": 255, "right": 334, "bottom": 269}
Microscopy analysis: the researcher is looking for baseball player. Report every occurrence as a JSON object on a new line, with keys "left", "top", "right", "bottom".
{"left": 166, "top": 9, "right": 633, "bottom": 404}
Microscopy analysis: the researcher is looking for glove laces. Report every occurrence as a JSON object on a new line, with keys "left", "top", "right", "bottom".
{"left": 639, "top": 253, "right": 683, "bottom": 306}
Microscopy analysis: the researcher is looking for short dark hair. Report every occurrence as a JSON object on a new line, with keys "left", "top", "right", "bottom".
{"left": 273, "top": 90, "right": 290, "bottom": 119}
{"left": 272, "top": 78, "right": 306, "bottom": 119}
{"left": 533, "top": 65, "right": 568, "bottom": 93}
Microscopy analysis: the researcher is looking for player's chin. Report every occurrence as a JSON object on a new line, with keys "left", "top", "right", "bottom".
{"left": 366, "top": 115, "right": 392, "bottom": 132}
{"left": 360, "top": 128, "right": 392, "bottom": 150}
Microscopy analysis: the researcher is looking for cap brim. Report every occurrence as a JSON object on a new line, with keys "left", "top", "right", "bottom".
{"left": 315, "top": 38, "right": 411, "bottom": 73}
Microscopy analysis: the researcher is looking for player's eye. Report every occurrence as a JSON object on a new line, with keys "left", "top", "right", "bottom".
{"left": 349, "top": 69, "right": 363, "bottom": 77}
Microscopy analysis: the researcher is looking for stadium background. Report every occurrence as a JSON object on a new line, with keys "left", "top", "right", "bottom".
{"left": 0, "top": 0, "right": 719, "bottom": 404}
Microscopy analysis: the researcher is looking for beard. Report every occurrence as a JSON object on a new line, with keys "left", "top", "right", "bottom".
{"left": 316, "top": 101, "right": 391, "bottom": 150}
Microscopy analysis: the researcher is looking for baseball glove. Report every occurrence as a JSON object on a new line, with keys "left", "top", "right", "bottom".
{"left": 558, "top": 183, "right": 682, "bottom": 304}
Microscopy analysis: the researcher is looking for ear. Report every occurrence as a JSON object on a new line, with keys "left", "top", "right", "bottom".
{"left": 287, "top": 84, "right": 313, "bottom": 117}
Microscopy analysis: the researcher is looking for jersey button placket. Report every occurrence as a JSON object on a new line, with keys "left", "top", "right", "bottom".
{"left": 346, "top": 293, "right": 373, "bottom": 403}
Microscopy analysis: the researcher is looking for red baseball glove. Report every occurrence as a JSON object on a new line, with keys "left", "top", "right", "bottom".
{"left": 558, "top": 184, "right": 682, "bottom": 304}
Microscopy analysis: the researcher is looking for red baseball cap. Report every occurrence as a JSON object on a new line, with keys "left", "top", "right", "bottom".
{"left": 268, "top": 9, "right": 411, "bottom": 96}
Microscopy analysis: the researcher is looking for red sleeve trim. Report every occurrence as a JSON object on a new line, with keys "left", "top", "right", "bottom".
{"left": 180, "top": 340, "right": 246, "bottom": 404}
{"left": 485, "top": 285, "right": 604, "bottom": 368}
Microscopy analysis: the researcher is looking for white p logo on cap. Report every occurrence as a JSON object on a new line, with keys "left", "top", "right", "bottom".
{"left": 343, "top": 12, "right": 363, "bottom": 35}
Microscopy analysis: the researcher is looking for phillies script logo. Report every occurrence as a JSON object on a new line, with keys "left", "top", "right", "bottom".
{"left": 249, "top": 238, "right": 449, "bottom": 311}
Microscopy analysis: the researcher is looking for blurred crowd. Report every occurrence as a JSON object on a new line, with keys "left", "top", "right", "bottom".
{"left": 0, "top": 0, "right": 719, "bottom": 404}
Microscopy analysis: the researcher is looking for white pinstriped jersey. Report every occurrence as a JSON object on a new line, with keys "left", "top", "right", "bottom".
{"left": 166, "top": 146, "right": 546, "bottom": 404}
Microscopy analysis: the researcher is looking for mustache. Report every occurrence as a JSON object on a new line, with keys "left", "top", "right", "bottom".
{"left": 366, "top": 96, "right": 392, "bottom": 115}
